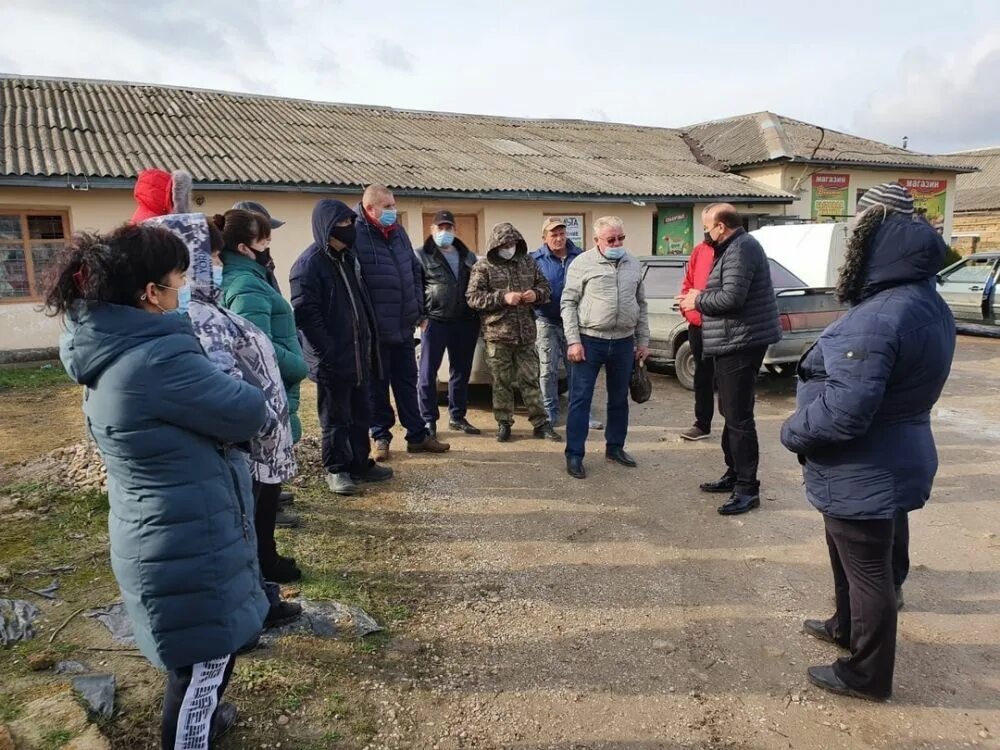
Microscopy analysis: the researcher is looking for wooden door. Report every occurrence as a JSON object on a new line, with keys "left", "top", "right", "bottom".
{"left": 422, "top": 213, "right": 479, "bottom": 253}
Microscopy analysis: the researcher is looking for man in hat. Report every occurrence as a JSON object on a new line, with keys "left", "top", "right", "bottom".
{"left": 415, "top": 210, "right": 482, "bottom": 436}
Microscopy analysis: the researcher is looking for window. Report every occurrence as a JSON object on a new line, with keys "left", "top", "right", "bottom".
{"left": 0, "top": 211, "right": 70, "bottom": 301}
{"left": 642, "top": 264, "right": 686, "bottom": 298}
{"left": 940, "top": 257, "right": 997, "bottom": 286}
{"left": 768, "top": 259, "right": 807, "bottom": 289}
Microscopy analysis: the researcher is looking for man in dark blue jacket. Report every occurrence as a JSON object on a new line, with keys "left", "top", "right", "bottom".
{"left": 290, "top": 199, "right": 392, "bottom": 497}
{"left": 354, "top": 184, "right": 450, "bottom": 461}
{"left": 781, "top": 183, "right": 956, "bottom": 701}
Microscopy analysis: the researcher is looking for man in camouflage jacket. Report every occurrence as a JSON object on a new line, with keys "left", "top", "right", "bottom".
{"left": 466, "top": 223, "right": 561, "bottom": 443}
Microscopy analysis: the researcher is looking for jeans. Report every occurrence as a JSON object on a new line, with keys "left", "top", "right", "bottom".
{"left": 369, "top": 337, "right": 428, "bottom": 444}
{"left": 318, "top": 381, "right": 372, "bottom": 475}
{"left": 824, "top": 515, "right": 897, "bottom": 698}
{"left": 688, "top": 324, "right": 715, "bottom": 432}
{"left": 715, "top": 346, "right": 767, "bottom": 495}
{"left": 536, "top": 317, "right": 567, "bottom": 424}
{"left": 417, "top": 318, "right": 480, "bottom": 424}
{"left": 565, "top": 335, "right": 634, "bottom": 459}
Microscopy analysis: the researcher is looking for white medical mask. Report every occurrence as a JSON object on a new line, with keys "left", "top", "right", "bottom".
{"left": 498, "top": 246, "right": 516, "bottom": 260}
{"left": 434, "top": 230, "right": 455, "bottom": 248}
{"left": 603, "top": 247, "right": 625, "bottom": 261}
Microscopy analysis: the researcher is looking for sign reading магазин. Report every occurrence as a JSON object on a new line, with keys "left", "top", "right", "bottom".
{"left": 899, "top": 178, "right": 948, "bottom": 232}
{"left": 811, "top": 173, "right": 850, "bottom": 221}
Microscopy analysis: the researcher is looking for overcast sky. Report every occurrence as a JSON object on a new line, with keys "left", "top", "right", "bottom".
{"left": 3, "top": 0, "right": 999, "bottom": 154}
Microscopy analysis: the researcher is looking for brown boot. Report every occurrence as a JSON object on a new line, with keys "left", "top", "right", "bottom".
{"left": 373, "top": 439, "right": 391, "bottom": 462}
{"left": 406, "top": 436, "right": 451, "bottom": 453}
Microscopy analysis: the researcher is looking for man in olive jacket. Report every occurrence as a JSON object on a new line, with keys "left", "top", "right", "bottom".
{"left": 466, "top": 222, "right": 560, "bottom": 443}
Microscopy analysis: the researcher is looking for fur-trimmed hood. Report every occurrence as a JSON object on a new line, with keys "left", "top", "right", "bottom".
{"left": 130, "top": 168, "right": 192, "bottom": 224}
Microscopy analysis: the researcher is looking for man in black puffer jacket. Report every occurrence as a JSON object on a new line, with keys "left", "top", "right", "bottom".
{"left": 678, "top": 203, "right": 781, "bottom": 516}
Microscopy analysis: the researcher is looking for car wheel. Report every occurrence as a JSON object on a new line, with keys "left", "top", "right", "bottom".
{"left": 674, "top": 340, "right": 695, "bottom": 391}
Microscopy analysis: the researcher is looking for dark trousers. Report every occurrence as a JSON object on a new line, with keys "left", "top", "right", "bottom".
{"left": 893, "top": 510, "right": 910, "bottom": 588}
{"left": 688, "top": 324, "right": 715, "bottom": 432}
{"left": 318, "top": 381, "right": 372, "bottom": 475}
{"left": 252, "top": 481, "right": 281, "bottom": 573}
{"left": 566, "top": 335, "right": 634, "bottom": 459}
{"left": 417, "top": 318, "right": 480, "bottom": 424}
{"left": 715, "top": 346, "right": 767, "bottom": 494}
{"left": 824, "top": 515, "right": 896, "bottom": 698}
{"left": 369, "top": 337, "right": 428, "bottom": 444}
{"left": 162, "top": 654, "right": 236, "bottom": 749}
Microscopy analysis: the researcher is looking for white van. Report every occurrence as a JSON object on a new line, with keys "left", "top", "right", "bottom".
{"left": 751, "top": 223, "right": 848, "bottom": 288}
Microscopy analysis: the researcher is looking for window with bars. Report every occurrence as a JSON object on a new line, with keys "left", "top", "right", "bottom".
{"left": 0, "top": 211, "right": 71, "bottom": 301}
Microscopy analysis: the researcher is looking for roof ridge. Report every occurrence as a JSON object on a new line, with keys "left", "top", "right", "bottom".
{"left": 755, "top": 112, "right": 793, "bottom": 161}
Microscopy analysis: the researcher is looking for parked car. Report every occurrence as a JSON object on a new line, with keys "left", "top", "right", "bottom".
{"left": 750, "top": 222, "right": 848, "bottom": 287}
{"left": 936, "top": 251, "right": 1000, "bottom": 326}
{"left": 639, "top": 255, "right": 847, "bottom": 389}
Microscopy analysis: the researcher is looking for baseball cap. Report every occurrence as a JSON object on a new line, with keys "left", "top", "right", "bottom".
{"left": 542, "top": 217, "right": 567, "bottom": 234}
{"left": 232, "top": 200, "right": 285, "bottom": 229}
{"left": 432, "top": 209, "right": 455, "bottom": 226}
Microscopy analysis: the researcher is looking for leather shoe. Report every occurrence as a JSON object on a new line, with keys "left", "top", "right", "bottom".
{"left": 496, "top": 423, "right": 512, "bottom": 442}
{"left": 566, "top": 456, "right": 586, "bottom": 479}
{"left": 533, "top": 422, "right": 562, "bottom": 441}
{"left": 605, "top": 447, "right": 637, "bottom": 467}
{"left": 426, "top": 421, "right": 437, "bottom": 438}
{"left": 802, "top": 619, "right": 848, "bottom": 648}
{"left": 700, "top": 474, "right": 737, "bottom": 493}
{"left": 717, "top": 492, "right": 760, "bottom": 515}
{"left": 806, "top": 665, "right": 889, "bottom": 702}
{"left": 449, "top": 418, "right": 482, "bottom": 435}
{"left": 210, "top": 702, "right": 239, "bottom": 742}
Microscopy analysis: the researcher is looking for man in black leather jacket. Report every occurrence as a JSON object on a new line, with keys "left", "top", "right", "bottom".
{"left": 415, "top": 210, "right": 482, "bottom": 436}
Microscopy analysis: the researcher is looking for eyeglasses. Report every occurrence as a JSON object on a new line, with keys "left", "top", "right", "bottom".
{"left": 604, "top": 235, "right": 626, "bottom": 243}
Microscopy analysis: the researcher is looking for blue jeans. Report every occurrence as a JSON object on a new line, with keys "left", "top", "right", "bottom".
{"left": 565, "top": 335, "right": 635, "bottom": 459}
{"left": 535, "top": 318, "right": 566, "bottom": 424}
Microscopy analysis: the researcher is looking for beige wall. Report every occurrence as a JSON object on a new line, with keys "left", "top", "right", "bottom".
{"left": 0, "top": 186, "right": 656, "bottom": 352}
{"left": 952, "top": 211, "right": 1000, "bottom": 254}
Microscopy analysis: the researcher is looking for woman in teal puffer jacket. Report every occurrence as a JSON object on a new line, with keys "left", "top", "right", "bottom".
{"left": 49, "top": 224, "right": 268, "bottom": 749}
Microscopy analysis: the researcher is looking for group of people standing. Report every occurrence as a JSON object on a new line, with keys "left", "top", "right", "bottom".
{"left": 44, "top": 170, "right": 955, "bottom": 747}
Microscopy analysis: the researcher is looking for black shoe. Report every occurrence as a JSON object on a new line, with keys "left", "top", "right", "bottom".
{"left": 700, "top": 474, "right": 737, "bottom": 493}
{"left": 717, "top": 492, "right": 760, "bottom": 516}
{"left": 605, "top": 447, "right": 637, "bottom": 467}
{"left": 352, "top": 462, "right": 394, "bottom": 484}
{"left": 264, "top": 600, "right": 303, "bottom": 629}
{"left": 497, "top": 423, "right": 512, "bottom": 442}
{"left": 426, "top": 421, "right": 437, "bottom": 438}
{"left": 275, "top": 510, "right": 300, "bottom": 529}
{"left": 262, "top": 556, "right": 302, "bottom": 584}
{"left": 235, "top": 635, "right": 260, "bottom": 655}
{"left": 895, "top": 586, "right": 904, "bottom": 611}
{"left": 802, "top": 619, "right": 849, "bottom": 648}
{"left": 566, "top": 456, "right": 586, "bottom": 479}
{"left": 680, "top": 426, "right": 711, "bottom": 441}
{"left": 449, "top": 417, "right": 481, "bottom": 435}
{"left": 806, "top": 665, "right": 889, "bottom": 702}
{"left": 210, "top": 702, "right": 239, "bottom": 742}
{"left": 533, "top": 422, "right": 563, "bottom": 441}
{"left": 278, "top": 491, "right": 294, "bottom": 506}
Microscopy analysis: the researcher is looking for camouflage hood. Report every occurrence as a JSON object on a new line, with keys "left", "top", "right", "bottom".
{"left": 486, "top": 222, "right": 528, "bottom": 260}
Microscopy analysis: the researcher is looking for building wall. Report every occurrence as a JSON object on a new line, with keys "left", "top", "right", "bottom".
{"left": 0, "top": 186, "right": 656, "bottom": 353}
{"left": 952, "top": 211, "right": 1000, "bottom": 254}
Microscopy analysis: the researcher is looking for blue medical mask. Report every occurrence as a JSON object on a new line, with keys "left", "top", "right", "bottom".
{"left": 434, "top": 230, "right": 455, "bottom": 248}
{"left": 157, "top": 282, "right": 191, "bottom": 316}
{"left": 378, "top": 208, "right": 397, "bottom": 227}
{"left": 212, "top": 266, "right": 224, "bottom": 289}
{"left": 603, "top": 247, "right": 625, "bottom": 261}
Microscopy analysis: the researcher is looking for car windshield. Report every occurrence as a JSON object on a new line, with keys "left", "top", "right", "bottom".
{"left": 769, "top": 259, "right": 807, "bottom": 289}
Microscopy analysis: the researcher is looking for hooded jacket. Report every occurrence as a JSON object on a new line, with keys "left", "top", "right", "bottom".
{"left": 780, "top": 215, "right": 956, "bottom": 520}
{"left": 145, "top": 213, "right": 296, "bottom": 485}
{"left": 415, "top": 235, "right": 478, "bottom": 323}
{"left": 353, "top": 203, "right": 423, "bottom": 344}
{"left": 530, "top": 239, "right": 583, "bottom": 324}
{"left": 290, "top": 200, "right": 382, "bottom": 386}
{"left": 129, "top": 168, "right": 192, "bottom": 225}
{"left": 466, "top": 223, "right": 551, "bottom": 345}
{"left": 59, "top": 302, "right": 269, "bottom": 670}
{"left": 220, "top": 248, "right": 308, "bottom": 443}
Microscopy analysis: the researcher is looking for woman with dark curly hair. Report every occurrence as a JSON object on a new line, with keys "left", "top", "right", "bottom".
{"left": 781, "top": 183, "right": 956, "bottom": 701}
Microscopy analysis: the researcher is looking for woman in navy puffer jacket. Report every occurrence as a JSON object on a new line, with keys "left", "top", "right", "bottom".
{"left": 781, "top": 183, "right": 956, "bottom": 701}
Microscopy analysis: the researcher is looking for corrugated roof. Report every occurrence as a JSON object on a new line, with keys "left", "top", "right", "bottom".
{"left": 684, "top": 112, "right": 978, "bottom": 173}
{"left": 949, "top": 148, "right": 1000, "bottom": 212}
{"left": 0, "top": 77, "right": 792, "bottom": 201}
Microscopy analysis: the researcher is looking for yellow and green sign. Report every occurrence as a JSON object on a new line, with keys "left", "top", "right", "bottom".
{"left": 899, "top": 178, "right": 948, "bottom": 231}
{"left": 656, "top": 206, "right": 693, "bottom": 255}
{"left": 811, "top": 173, "right": 850, "bottom": 221}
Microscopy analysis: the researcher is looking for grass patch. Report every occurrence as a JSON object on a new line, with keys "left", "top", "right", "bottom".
{"left": 0, "top": 693, "right": 23, "bottom": 722}
{"left": 39, "top": 729, "right": 72, "bottom": 749}
{"left": 0, "top": 365, "right": 71, "bottom": 391}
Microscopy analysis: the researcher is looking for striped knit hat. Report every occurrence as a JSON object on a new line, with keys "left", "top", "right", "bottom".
{"left": 857, "top": 182, "right": 915, "bottom": 215}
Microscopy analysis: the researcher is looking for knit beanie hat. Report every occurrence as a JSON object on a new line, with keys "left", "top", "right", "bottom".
{"left": 857, "top": 182, "right": 915, "bottom": 215}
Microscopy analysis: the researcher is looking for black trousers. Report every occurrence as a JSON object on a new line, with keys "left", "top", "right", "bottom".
{"left": 688, "top": 325, "right": 715, "bottom": 433}
{"left": 714, "top": 346, "right": 767, "bottom": 494}
{"left": 252, "top": 481, "right": 282, "bottom": 574}
{"left": 162, "top": 654, "right": 236, "bottom": 749}
{"left": 893, "top": 510, "right": 910, "bottom": 588}
{"left": 823, "top": 515, "right": 896, "bottom": 698}
{"left": 317, "top": 380, "right": 372, "bottom": 475}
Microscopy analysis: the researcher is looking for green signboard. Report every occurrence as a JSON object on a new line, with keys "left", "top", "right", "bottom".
{"left": 656, "top": 206, "right": 693, "bottom": 255}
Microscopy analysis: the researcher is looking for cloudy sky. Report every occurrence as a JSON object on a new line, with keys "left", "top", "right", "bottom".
{"left": 3, "top": 0, "right": 999, "bottom": 154}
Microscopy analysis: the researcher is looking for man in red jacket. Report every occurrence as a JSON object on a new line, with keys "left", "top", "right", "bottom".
{"left": 679, "top": 241, "right": 716, "bottom": 440}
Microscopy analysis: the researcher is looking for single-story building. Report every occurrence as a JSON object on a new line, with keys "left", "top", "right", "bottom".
{"left": 948, "top": 147, "right": 1000, "bottom": 255}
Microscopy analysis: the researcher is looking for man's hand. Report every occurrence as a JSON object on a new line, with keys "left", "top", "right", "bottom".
{"left": 677, "top": 289, "right": 700, "bottom": 312}
{"left": 635, "top": 345, "right": 650, "bottom": 362}
{"left": 503, "top": 291, "right": 523, "bottom": 306}
{"left": 419, "top": 319, "right": 429, "bottom": 332}
{"left": 521, "top": 289, "right": 537, "bottom": 304}
{"left": 567, "top": 343, "right": 586, "bottom": 363}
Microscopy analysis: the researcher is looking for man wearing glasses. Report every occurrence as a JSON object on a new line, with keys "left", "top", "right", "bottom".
{"left": 560, "top": 216, "right": 650, "bottom": 479}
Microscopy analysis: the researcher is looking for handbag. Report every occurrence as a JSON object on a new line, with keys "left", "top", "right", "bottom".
{"left": 630, "top": 360, "right": 652, "bottom": 403}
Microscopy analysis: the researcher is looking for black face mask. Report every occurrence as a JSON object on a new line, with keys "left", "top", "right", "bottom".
{"left": 703, "top": 231, "right": 718, "bottom": 249}
{"left": 250, "top": 247, "right": 272, "bottom": 268}
{"left": 330, "top": 225, "right": 357, "bottom": 249}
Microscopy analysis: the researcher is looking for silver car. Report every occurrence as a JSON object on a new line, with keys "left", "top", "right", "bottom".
{"left": 937, "top": 251, "right": 1000, "bottom": 327}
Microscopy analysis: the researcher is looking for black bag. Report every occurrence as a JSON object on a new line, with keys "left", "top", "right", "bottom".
{"left": 630, "top": 360, "right": 652, "bottom": 403}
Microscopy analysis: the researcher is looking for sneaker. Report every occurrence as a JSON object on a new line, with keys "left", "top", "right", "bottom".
{"left": 406, "top": 436, "right": 451, "bottom": 453}
{"left": 448, "top": 417, "right": 482, "bottom": 435}
{"left": 352, "top": 463, "right": 394, "bottom": 484}
{"left": 588, "top": 418, "right": 604, "bottom": 430}
{"left": 264, "top": 600, "right": 303, "bottom": 629}
{"left": 326, "top": 471, "right": 360, "bottom": 496}
{"left": 274, "top": 510, "right": 300, "bottom": 529}
{"left": 681, "top": 425, "right": 711, "bottom": 441}
{"left": 374, "top": 439, "right": 391, "bottom": 462}
{"left": 262, "top": 555, "right": 302, "bottom": 583}
{"left": 210, "top": 703, "right": 239, "bottom": 743}
{"left": 278, "top": 490, "right": 294, "bottom": 506}
{"left": 533, "top": 422, "right": 563, "bottom": 441}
